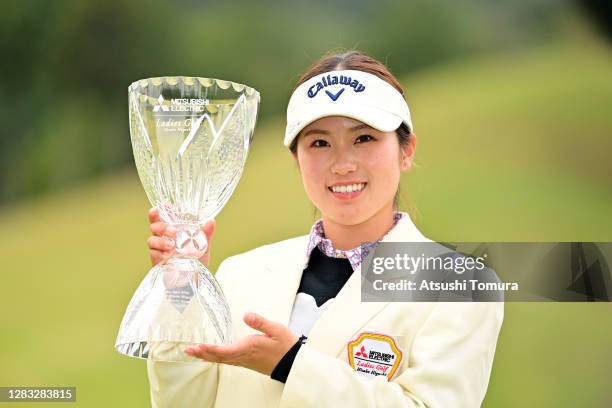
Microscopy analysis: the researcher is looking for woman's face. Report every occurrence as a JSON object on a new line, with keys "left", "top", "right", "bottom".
{"left": 294, "top": 116, "right": 415, "bottom": 226}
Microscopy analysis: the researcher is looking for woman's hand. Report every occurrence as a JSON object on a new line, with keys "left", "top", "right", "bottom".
{"left": 184, "top": 312, "right": 299, "bottom": 376}
{"left": 147, "top": 207, "right": 216, "bottom": 267}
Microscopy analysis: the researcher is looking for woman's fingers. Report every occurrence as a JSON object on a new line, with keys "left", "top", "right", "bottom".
{"left": 199, "top": 219, "right": 216, "bottom": 266}
{"left": 185, "top": 337, "right": 251, "bottom": 364}
{"left": 150, "top": 221, "right": 166, "bottom": 236}
{"left": 148, "top": 207, "right": 160, "bottom": 223}
{"left": 147, "top": 236, "right": 175, "bottom": 252}
{"left": 150, "top": 222, "right": 177, "bottom": 238}
{"left": 148, "top": 236, "right": 175, "bottom": 266}
{"left": 149, "top": 249, "right": 167, "bottom": 265}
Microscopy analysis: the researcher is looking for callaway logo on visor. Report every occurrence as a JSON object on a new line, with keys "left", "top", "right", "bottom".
{"left": 307, "top": 73, "right": 366, "bottom": 101}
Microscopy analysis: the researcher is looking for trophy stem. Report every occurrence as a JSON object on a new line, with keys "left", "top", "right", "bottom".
{"left": 173, "top": 223, "right": 208, "bottom": 259}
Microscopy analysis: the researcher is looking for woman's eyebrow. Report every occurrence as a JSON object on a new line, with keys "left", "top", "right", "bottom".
{"left": 303, "top": 129, "right": 330, "bottom": 137}
{"left": 349, "top": 124, "right": 373, "bottom": 132}
{"left": 302, "top": 124, "right": 373, "bottom": 137}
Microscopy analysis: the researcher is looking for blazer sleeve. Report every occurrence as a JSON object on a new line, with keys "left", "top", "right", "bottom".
{"left": 279, "top": 302, "right": 504, "bottom": 408}
{"left": 146, "top": 260, "right": 234, "bottom": 408}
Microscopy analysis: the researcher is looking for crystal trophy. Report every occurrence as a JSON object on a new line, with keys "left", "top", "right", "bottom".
{"left": 115, "top": 77, "right": 259, "bottom": 362}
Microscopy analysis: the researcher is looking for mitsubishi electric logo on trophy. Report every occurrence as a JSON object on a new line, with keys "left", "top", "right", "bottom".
{"left": 152, "top": 94, "right": 210, "bottom": 113}
{"left": 152, "top": 94, "right": 212, "bottom": 132}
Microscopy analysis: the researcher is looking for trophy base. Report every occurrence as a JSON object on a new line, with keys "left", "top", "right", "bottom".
{"left": 116, "top": 341, "right": 206, "bottom": 362}
{"left": 115, "top": 257, "right": 233, "bottom": 362}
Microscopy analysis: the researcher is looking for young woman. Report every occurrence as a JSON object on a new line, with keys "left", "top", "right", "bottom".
{"left": 145, "top": 51, "right": 503, "bottom": 407}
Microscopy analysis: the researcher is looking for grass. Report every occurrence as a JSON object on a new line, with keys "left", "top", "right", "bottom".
{"left": 1, "top": 33, "right": 611, "bottom": 407}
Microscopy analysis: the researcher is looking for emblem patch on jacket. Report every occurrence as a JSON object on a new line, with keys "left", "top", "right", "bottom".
{"left": 347, "top": 332, "right": 404, "bottom": 380}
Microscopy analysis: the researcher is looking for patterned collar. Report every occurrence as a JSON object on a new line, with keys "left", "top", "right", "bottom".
{"left": 305, "top": 212, "right": 404, "bottom": 271}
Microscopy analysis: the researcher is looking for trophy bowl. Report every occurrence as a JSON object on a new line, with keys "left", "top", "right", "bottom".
{"left": 115, "top": 76, "right": 259, "bottom": 362}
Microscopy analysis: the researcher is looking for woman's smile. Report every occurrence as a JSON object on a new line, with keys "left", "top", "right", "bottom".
{"left": 327, "top": 181, "right": 367, "bottom": 200}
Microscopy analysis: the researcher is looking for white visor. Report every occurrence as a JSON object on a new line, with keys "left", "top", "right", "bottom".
{"left": 284, "top": 69, "right": 413, "bottom": 147}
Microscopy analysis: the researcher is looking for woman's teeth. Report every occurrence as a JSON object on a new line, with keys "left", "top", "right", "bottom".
{"left": 330, "top": 183, "right": 366, "bottom": 193}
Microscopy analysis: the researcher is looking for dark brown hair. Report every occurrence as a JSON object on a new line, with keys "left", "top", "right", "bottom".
{"left": 288, "top": 49, "right": 412, "bottom": 154}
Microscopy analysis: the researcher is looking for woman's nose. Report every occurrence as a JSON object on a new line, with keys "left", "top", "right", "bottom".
{"left": 330, "top": 154, "right": 357, "bottom": 175}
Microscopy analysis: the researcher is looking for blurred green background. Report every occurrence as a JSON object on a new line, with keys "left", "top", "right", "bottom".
{"left": 1, "top": 0, "right": 611, "bottom": 407}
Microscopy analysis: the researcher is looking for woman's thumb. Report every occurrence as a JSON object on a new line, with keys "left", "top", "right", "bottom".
{"left": 244, "top": 312, "right": 278, "bottom": 337}
{"left": 203, "top": 219, "right": 216, "bottom": 241}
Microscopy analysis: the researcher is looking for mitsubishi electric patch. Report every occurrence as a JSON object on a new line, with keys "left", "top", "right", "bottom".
{"left": 347, "top": 332, "right": 404, "bottom": 380}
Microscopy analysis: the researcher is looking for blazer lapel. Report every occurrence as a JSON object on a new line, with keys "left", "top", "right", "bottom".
{"left": 255, "top": 236, "right": 310, "bottom": 327}
{"left": 251, "top": 236, "right": 312, "bottom": 407}
{"left": 305, "top": 213, "right": 429, "bottom": 357}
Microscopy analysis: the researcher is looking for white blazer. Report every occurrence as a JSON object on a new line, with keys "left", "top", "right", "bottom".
{"left": 147, "top": 214, "right": 504, "bottom": 407}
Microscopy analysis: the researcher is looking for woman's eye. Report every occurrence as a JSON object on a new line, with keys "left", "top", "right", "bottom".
{"left": 355, "top": 135, "right": 375, "bottom": 143}
{"left": 311, "top": 139, "right": 330, "bottom": 148}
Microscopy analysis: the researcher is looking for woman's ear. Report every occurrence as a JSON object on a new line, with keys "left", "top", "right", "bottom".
{"left": 400, "top": 133, "right": 417, "bottom": 172}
